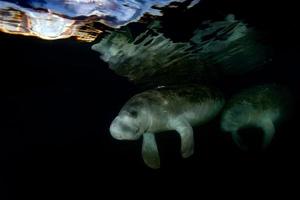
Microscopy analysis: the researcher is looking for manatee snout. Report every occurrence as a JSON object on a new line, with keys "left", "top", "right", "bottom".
{"left": 109, "top": 117, "right": 124, "bottom": 140}
{"left": 109, "top": 116, "right": 140, "bottom": 140}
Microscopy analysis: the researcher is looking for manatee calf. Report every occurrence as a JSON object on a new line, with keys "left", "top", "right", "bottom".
{"left": 110, "top": 85, "right": 225, "bottom": 169}
{"left": 221, "top": 84, "right": 291, "bottom": 149}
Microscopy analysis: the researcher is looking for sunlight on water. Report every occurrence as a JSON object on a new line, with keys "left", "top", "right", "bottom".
{"left": 0, "top": 0, "right": 200, "bottom": 41}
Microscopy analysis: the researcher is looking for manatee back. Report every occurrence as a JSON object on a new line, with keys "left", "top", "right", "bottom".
{"left": 124, "top": 85, "right": 224, "bottom": 123}
{"left": 226, "top": 84, "right": 290, "bottom": 113}
{"left": 155, "top": 85, "right": 224, "bottom": 105}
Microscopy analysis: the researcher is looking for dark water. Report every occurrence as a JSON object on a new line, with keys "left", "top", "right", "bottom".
{"left": 0, "top": 0, "right": 299, "bottom": 198}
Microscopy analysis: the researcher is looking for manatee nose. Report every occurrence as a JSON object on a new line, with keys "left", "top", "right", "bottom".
{"left": 109, "top": 119, "right": 124, "bottom": 140}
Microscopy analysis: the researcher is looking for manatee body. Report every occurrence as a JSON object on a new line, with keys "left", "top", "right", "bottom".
{"left": 221, "top": 84, "right": 290, "bottom": 149}
{"left": 110, "top": 85, "right": 224, "bottom": 168}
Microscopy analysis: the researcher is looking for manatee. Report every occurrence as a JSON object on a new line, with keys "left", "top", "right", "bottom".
{"left": 92, "top": 15, "right": 272, "bottom": 168}
{"left": 110, "top": 85, "right": 225, "bottom": 169}
{"left": 221, "top": 84, "right": 291, "bottom": 149}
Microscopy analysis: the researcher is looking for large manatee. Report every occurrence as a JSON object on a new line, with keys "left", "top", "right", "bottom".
{"left": 110, "top": 85, "right": 224, "bottom": 169}
{"left": 221, "top": 84, "right": 291, "bottom": 149}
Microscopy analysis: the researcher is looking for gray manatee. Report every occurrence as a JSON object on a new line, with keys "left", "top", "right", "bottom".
{"left": 221, "top": 84, "right": 291, "bottom": 149}
{"left": 110, "top": 85, "right": 225, "bottom": 169}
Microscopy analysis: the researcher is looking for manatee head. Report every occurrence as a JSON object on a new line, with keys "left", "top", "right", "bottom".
{"left": 221, "top": 103, "right": 255, "bottom": 132}
{"left": 110, "top": 98, "right": 150, "bottom": 140}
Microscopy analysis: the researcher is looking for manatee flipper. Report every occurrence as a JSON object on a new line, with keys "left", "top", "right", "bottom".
{"left": 260, "top": 119, "right": 275, "bottom": 148}
{"left": 171, "top": 118, "right": 194, "bottom": 158}
{"left": 231, "top": 130, "right": 248, "bottom": 151}
{"left": 142, "top": 133, "right": 160, "bottom": 169}
{"left": 231, "top": 119, "right": 275, "bottom": 150}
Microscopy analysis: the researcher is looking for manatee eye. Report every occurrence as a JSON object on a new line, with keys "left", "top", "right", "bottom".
{"left": 129, "top": 110, "right": 138, "bottom": 118}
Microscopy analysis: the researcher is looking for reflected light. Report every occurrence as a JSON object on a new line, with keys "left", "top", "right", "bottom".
{"left": 0, "top": 2, "right": 102, "bottom": 42}
{"left": 0, "top": 0, "right": 200, "bottom": 41}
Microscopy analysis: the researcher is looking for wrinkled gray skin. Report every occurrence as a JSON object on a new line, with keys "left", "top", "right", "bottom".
{"left": 110, "top": 85, "right": 224, "bottom": 169}
{"left": 221, "top": 84, "right": 290, "bottom": 149}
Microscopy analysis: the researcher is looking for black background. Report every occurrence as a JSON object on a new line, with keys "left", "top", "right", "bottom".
{"left": 1, "top": 0, "right": 299, "bottom": 198}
